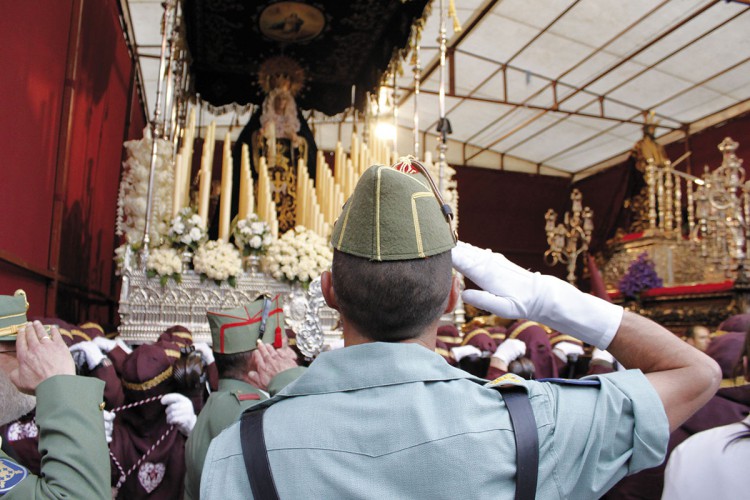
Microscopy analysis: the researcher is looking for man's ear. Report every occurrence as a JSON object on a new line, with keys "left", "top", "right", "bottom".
{"left": 321, "top": 270, "right": 339, "bottom": 311}
{"left": 443, "top": 273, "right": 461, "bottom": 314}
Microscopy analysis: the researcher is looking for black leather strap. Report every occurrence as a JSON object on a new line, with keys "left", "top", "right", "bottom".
{"left": 497, "top": 386, "right": 539, "bottom": 500}
{"left": 239, "top": 385, "right": 537, "bottom": 500}
{"left": 240, "top": 408, "right": 281, "bottom": 500}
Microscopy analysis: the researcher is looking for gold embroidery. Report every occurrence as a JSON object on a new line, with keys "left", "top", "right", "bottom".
{"left": 509, "top": 321, "right": 542, "bottom": 339}
{"left": 122, "top": 366, "right": 173, "bottom": 391}
{"left": 462, "top": 328, "right": 491, "bottom": 346}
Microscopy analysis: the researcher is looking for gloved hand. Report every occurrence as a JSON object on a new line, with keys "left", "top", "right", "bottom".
{"left": 450, "top": 345, "right": 482, "bottom": 362}
{"left": 93, "top": 336, "right": 116, "bottom": 353}
{"left": 552, "top": 341, "right": 585, "bottom": 362}
{"left": 452, "top": 242, "right": 623, "bottom": 349}
{"left": 94, "top": 336, "right": 133, "bottom": 355}
{"left": 192, "top": 342, "right": 215, "bottom": 365}
{"left": 591, "top": 347, "right": 615, "bottom": 364}
{"left": 161, "top": 393, "right": 197, "bottom": 437}
{"left": 68, "top": 341, "right": 106, "bottom": 371}
{"left": 492, "top": 339, "right": 526, "bottom": 366}
{"left": 103, "top": 410, "right": 115, "bottom": 444}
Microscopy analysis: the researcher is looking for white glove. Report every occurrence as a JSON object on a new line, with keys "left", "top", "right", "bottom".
{"left": 69, "top": 341, "right": 106, "bottom": 370}
{"left": 161, "top": 393, "right": 197, "bottom": 437}
{"left": 115, "top": 338, "right": 133, "bottom": 354}
{"left": 492, "top": 339, "right": 526, "bottom": 365}
{"left": 591, "top": 347, "right": 615, "bottom": 364}
{"left": 93, "top": 336, "right": 116, "bottom": 353}
{"left": 103, "top": 410, "right": 115, "bottom": 443}
{"left": 452, "top": 242, "right": 623, "bottom": 349}
{"left": 450, "top": 345, "right": 482, "bottom": 362}
{"left": 192, "top": 342, "right": 215, "bottom": 365}
{"left": 94, "top": 336, "right": 132, "bottom": 354}
{"left": 552, "top": 341, "right": 585, "bottom": 362}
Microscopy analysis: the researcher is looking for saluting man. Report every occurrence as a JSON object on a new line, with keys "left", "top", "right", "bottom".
{"left": 200, "top": 159, "right": 720, "bottom": 499}
{"left": 0, "top": 291, "right": 110, "bottom": 499}
{"left": 183, "top": 294, "right": 303, "bottom": 500}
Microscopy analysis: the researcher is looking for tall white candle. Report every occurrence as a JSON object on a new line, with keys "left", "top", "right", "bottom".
{"left": 172, "top": 153, "right": 183, "bottom": 217}
{"left": 218, "top": 132, "right": 233, "bottom": 241}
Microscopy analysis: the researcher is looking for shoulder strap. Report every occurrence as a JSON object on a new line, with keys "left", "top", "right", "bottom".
{"left": 495, "top": 386, "right": 539, "bottom": 500}
{"left": 240, "top": 408, "right": 281, "bottom": 500}
{"left": 239, "top": 386, "right": 537, "bottom": 500}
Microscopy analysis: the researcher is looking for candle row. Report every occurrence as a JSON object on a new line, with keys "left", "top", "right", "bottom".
{"left": 172, "top": 109, "right": 196, "bottom": 217}
{"left": 172, "top": 114, "right": 259, "bottom": 243}
{"left": 256, "top": 157, "right": 279, "bottom": 238}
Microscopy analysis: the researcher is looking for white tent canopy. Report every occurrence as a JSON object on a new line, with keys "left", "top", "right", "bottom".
{"left": 123, "top": 0, "right": 750, "bottom": 178}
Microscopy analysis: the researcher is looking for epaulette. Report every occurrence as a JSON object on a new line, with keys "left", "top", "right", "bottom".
{"left": 232, "top": 391, "right": 262, "bottom": 403}
{"left": 485, "top": 373, "right": 526, "bottom": 389}
{"left": 538, "top": 377, "right": 601, "bottom": 387}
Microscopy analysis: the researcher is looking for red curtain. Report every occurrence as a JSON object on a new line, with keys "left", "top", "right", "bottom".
{"left": 454, "top": 166, "right": 571, "bottom": 280}
{"left": 0, "top": 0, "right": 141, "bottom": 324}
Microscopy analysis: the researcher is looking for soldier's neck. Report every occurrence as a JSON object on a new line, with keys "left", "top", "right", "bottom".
{"left": 342, "top": 320, "right": 437, "bottom": 351}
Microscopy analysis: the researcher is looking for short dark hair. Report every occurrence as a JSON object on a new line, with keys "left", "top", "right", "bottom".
{"left": 214, "top": 350, "right": 254, "bottom": 380}
{"left": 331, "top": 249, "right": 453, "bottom": 341}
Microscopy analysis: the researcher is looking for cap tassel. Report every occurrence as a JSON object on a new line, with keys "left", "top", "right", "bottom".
{"left": 273, "top": 326, "right": 283, "bottom": 348}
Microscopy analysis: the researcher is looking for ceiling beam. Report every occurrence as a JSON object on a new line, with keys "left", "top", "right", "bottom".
{"left": 461, "top": 0, "right": 672, "bottom": 146}
{"left": 412, "top": 88, "right": 677, "bottom": 129}
{"left": 422, "top": 0, "right": 582, "bottom": 134}
{"left": 504, "top": 4, "right": 749, "bottom": 160}
{"left": 397, "top": 0, "right": 501, "bottom": 107}
{"left": 463, "top": 0, "right": 720, "bottom": 163}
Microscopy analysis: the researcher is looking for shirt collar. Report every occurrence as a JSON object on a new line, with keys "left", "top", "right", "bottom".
{"left": 218, "top": 378, "right": 263, "bottom": 395}
{"left": 276, "top": 342, "right": 482, "bottom": 397}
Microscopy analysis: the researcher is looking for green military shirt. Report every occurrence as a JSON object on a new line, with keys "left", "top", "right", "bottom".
{"left": 201, "top": 342, "right": 669, "bottom": 500}
{"left": 1, "top": 375, "right": 110, "bottom": 499}
{"left": 184, "top": 367, "right": 304, "bottom": 500}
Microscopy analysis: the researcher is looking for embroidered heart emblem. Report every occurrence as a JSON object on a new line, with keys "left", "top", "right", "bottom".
{"left": 137, "top": 462, "right": 165, "bottom": 493}
{"left": 7, "top": 422, "right": 38, "bottom": 441}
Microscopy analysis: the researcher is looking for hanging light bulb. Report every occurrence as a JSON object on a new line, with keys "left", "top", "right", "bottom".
{"left": 375, "top": 122, "right": 396, "bottom": 141}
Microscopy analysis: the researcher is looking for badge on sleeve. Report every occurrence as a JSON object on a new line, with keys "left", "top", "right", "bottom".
{"left": 486, "top": 373, "right": 525, "bottom": 388}
{"left": 0, "top": 458, "right": 28, "bottom": 495}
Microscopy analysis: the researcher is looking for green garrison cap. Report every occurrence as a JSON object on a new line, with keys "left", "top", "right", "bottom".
{"left": 0, "top": 290, "right": 29, "bottom": 342}
{"left": 206, "top": 295, "right": 285, "bottom": 354}
{"left": 331, "top": 163, "right": 456, "bottom": 261}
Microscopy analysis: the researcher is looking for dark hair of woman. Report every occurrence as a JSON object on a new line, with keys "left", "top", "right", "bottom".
{"left": 508, "top": 357, "right": 535, "bottom": 380}
{"left": 173, "top": 349, "right": 206, "bottom": 393}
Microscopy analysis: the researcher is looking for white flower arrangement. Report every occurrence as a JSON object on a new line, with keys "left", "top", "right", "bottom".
{"left": 262, "top": 225, "right": 332, "bottom": 286}
{"left": 167, "top": 207, "right": 207, "bottom": 251}
{"left": 232, "top": 214, "right": 274, "bottom": 256}
{"left": 193, "top": 240, "right": 243, "bottom": 287}
{"left": 146, "top": 246, "right": 183, "bottom": 286}
{"left": 113, "top": 243, "right": 130, "bottom": 275}
{"left": 115, "top": 128, "right": 175, "bottom": 247}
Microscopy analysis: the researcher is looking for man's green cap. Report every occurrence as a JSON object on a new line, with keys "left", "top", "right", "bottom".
{"left": 206, "top": 295, "right": 285, "bottom": 354}
{"left": 331, "top": 163, "right": 456, "bottom": 261}
{"left": 0, "top": 290, "right": 29, "bottom": 342}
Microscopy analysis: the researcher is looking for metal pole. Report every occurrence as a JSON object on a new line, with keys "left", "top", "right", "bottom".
{"left": 141, "top": 0, "right": 176, "bottom": 268}
{"left": 392, "top": 72, "right": 398, "bottom": 158}
{"left": 437, "top": 0, "right": 448, "bottom": 191}
{"left": 413, "top": 42, "right": 421, "bottom": 158}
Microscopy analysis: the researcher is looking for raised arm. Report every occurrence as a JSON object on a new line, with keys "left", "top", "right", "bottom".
{"left": 452, "top": 242, "right": 720, "bottom": 431}
{"left": 6, "top": 322, "right": 111, "bottom": 499}
{"left": 607, "top": 312, "right": 720, "bottom": 430}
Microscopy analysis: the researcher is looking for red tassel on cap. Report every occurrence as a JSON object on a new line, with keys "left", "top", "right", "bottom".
{"left": 273, "top": 326, "right": 283, "bottom": 348}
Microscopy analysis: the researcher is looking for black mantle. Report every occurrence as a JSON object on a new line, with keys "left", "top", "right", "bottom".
{"left": 183, "top": 0, "right": 430, "bottom": 115}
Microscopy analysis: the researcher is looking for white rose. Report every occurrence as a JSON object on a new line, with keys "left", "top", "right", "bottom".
{"left": 250, "top": 235, "right": 262, "bottom": 248}
{"left": 189, "top": 227, "right": 202, "bottom": 242}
